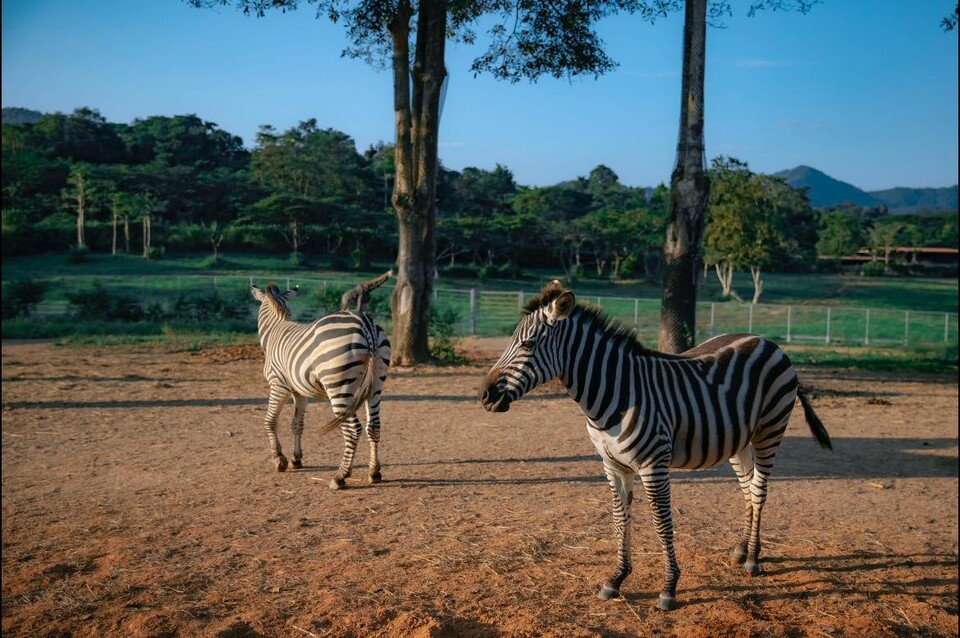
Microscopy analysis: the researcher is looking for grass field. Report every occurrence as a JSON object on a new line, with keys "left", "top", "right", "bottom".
{"left": 3, "top": 252, "right": 958, "bottom": 371}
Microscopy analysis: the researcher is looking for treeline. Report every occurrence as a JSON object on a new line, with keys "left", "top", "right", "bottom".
{"left": 3, "top": 107, "right": 957, "bottom": 286}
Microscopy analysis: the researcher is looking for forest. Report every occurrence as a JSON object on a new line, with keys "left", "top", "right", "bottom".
{"left": 3, "top": 107, "right": 958, "bottom": 292}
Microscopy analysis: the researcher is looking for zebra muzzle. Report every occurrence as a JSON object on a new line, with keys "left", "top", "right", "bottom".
{"left": 478, "top": 381, "right": 511, "bottom": 413}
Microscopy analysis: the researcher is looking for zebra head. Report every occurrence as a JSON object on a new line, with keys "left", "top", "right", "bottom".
{"left": 251, "top": 283, "right": 300, "bottom": 321}
{"left": 479, "top": 280, "right": 576, "bottom": 413}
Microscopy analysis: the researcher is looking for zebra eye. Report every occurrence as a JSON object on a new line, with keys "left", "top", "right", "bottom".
{"left": 520, "top": 339, "right": 536, "bottom": 351}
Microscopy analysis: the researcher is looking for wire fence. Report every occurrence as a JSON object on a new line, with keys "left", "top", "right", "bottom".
{"left": 23, "top": 274, "right": 960, "bottom": 350}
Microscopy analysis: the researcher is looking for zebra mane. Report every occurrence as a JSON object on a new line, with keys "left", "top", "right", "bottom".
{"left": 522, "top": 288, "right": 564, "bottom": 315}
{"left": 522, "top": 280, "right": 566, "bottom": 315}
{"left": 263, "top": 283, "right": 291, "bottom": 320}
{"left": 523, "top": 283, "right": 652, "bottom": 357}
{"left": 571, "top": 303, "right": 651, "bottom": 357}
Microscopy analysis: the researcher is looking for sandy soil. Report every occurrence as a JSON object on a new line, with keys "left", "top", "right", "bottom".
{"left": 2, "top": 338, "right": 957, "bottom": 638}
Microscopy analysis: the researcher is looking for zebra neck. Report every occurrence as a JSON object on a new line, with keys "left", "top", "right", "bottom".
{"left": 558, "top": 314, "right": 644, "bottom": 429}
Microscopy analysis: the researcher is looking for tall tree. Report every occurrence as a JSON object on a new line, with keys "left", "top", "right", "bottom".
{"left": 658, "top": 0, "right": 709, "bottom": 352}
{"left": 63, "top": 164, "right": 96, "bottom": 250}
{"left": 649, "top": 0, "right": 817, "bottom": 352}
{"left": 704, "top": 157, "right": 799, "bottom": 304}
{"left": 188, "top": 0, "right": 623, "bottom": 364}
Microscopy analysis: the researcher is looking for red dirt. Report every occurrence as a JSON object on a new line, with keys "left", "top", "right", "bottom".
{"left": 2, "top": 338, "right": 957, "bottom": 638}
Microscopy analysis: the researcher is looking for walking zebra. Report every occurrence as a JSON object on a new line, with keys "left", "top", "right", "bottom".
{"left": 478, "top": 281, "right": 831, "bottom": 610}
{"left": 340, "top": 269, "right": 393, "bottom": 313}
{"left": 251, "top": 283, "right": 391, "bottom": 489}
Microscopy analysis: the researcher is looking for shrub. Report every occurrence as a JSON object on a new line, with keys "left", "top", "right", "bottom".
{"left": 143, "top": 246, "right": 165, "bottom": 260}
{"left": 430, "top": 304, "right": 467, "bottom": 363}
{"left": 67, "top": 246, "right": 89, "bottom": 264}
{"left": 861, "top": 261, "right": 887, "bottom": 277}
{"left": 67, "top": 281, "right": 113, "bottom": 319}
{"left": 2, "top": 279, "right": 46, "bottom": 319}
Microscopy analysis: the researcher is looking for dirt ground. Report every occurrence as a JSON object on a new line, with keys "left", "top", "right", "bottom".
{"left": 2, "top": 338, "right": 957, "bottom": 638}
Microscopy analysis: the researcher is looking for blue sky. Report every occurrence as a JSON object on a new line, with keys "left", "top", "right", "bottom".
{"left": 2, "top": 1, "right": 958, "bottom": 191}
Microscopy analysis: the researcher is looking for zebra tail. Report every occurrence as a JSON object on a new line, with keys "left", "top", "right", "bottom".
{"left": 798, "top": 386, "right": 833, "bottom": 451}
{"left": 318, "top": 354, "right": 376, "bottom": 436}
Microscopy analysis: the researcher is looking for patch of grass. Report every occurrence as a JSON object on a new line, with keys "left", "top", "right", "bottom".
{"left": 785, "top": 345, "right": 958, "bottom": 374}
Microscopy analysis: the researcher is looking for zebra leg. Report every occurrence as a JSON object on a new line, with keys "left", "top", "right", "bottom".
{"left": 740, "top": 428, "right": 786, "bottom": 575}
{"left": 639, "top": 465, "right": 681, "bottom": 611}
{"left": 264, "top": 385, "right": 291, "bottom": 472}
{"left": 364, "top": 402, "right": 382, "bottom": 484}
{"left": 597, "top": 460, "right": 635, "bottom": 602}
{"left": 329, "top": 416, "right": 362, "bottom": 490}
{"left": 290, "top": 395, "right": 307, "bottom": 469}
{"left": 729, "top": 447, "right": 755, "bottom": 564}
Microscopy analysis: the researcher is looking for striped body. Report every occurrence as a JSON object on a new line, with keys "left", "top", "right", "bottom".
{"left": 479, "top": 281, "right": 830, "bottom": 609}
{"left": 252, "top": 283, "right": 390, "bottom": 489}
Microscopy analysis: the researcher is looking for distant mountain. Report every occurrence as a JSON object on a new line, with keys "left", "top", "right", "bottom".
{"left": 773, "top": 165, "right": 880, "bottom": 209}
{"left": 868, "top": 186, "right": 959, "bottom": 214}
{"left": 1, "top": 107, "right": 45, "bottom": 125}
{"left": 773, "top": 165, "right": 958, "bottom": 213}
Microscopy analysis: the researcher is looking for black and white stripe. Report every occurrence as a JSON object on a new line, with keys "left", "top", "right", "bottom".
{"left": 479, "top": 280, "right": 831, "bottom": 610}
{"left": 251, "top": 283, "right": 391, "bottom": 489}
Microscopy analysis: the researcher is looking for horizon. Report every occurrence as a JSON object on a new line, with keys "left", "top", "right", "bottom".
{"left": 2, "top": 1, "right": 958, "bottom": 192}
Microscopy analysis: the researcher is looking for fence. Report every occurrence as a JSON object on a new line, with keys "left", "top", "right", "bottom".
{"left": 22, "top": 274, "right": 960, "bottom": 350}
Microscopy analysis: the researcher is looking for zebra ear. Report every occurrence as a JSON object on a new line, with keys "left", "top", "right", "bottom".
{"left": 546, "top": 291, "right": 576, "bottom": 323}
{"left": 284, "top": 285, "right": 300, "bottom": 301}
{"left": 542, "top": 279, "right": 565, "bottom": 297}
{"left": 251, "top": 284, "right": 264, "bottom": 301}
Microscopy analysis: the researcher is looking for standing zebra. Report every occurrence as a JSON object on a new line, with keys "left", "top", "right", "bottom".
{"left": 251, "top": 283, "right": 391, "bottom": 489}
{"left": 478, "top": 281, "right": 831, "bottom": 610}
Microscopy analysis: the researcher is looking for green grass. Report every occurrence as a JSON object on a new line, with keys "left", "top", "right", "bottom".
{"left": 3, "top": 252, "right": 958, "bottom": 371}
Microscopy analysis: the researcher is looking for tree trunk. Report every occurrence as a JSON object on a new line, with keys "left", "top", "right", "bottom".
{"left": 750, "top": 266, "right": 764, "bottom": 305}
{"left": 715, "top": 262, "right": 734, "bottom": 297}
{"left": 388, "top": 0, "right": 446, "bottom": 365}
{"left": 124, "top": 215, "right": 130, "bottom": 253}
{"left": 142, "top": 215, "right": 151, "bottom": 257}
{"left": 659, "top": 0, "right": 709, "bottom": 354}
{"left": 76, "top": 174, "right": 86, "bottom": 250}
{"left": 112, "top": 206, "right": 118, "bottom": 256}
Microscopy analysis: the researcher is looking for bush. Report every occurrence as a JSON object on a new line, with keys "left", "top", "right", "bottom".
{"left": 66, "top": 281, "right": 143, "bottom": 321}
{"left": 143, "top": 246, "right": 165, "bottom": 260}
{"left": 2, "top": 279, "right": 46, "bottom": 319}
{"left": 430, "top": 304, "right": 467, "bottom": 363}
{"left": 861, "top": 261, "right": 887, "bottom": 277}
{"left": 618, "top": 254, "right": 639, "bottom": 279}
{"left": 67, "top": 245, "right": 90, "bottom": 264}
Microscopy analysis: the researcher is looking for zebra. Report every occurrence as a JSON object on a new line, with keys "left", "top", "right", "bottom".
{"left": 478, "top": 280, "right": 831, "bottom": 610}
{"left": 251, "top": 283, "right": 391, "bottom": 489}
{"left": 340, "top": 269, "right": 393, "bottom": 314}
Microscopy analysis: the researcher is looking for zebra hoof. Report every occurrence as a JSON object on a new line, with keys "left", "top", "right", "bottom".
{"left": 329, "top": 478, "right": 346, "bottom": 490}
{"left": 275, "top": 457, "right": 289, "bottom": 472}
{"left": 597, "top": 584, "right": 620, "bottom": 600}
{"left": 732, "top": 545, "right": 748, "bottom": 564}
{"left": 743, "top": 560, "right": 761, "bottom": 576}
{"left": 369, "top": 471, "right": 382, "bottom": 484}
{"left": 291, "top": 460, "right": 303, "bottom": 469}
{"left": 657, "top": 594, "right": 678, "bottom": 611}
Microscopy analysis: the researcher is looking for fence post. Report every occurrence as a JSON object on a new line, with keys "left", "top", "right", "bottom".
{"left": 864, "top": 309, "right": 870, "bottom": 346}
{"left": 826, "top": 307, "right": 832, "bottom": 344}
{"left": 786, "top": 305, "right": 792, "bottom": 343}
{"left": 470, "top": 288, "right": 478, "bottom": 336}
{"left": 634, "top": 299, "right": 639, "bottom": 327}
{"left": 710, "top": 302, "right": 715, "bottom": 336}
{"left": 904, "top": 311, "right": 910, "bottom": 346}
{"left": 748, "top": 304, "right": 754, "bottom": 334}
{"left": 286, "top": 278, "right": 291, "bottom": 291}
